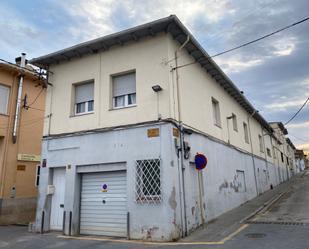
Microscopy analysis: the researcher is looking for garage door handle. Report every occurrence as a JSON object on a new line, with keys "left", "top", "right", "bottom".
{"left": 60, "top": 204, "right": 64, "bottom": 208}
{"left": 102, "top": 200, "right": 106, "bottom": 204}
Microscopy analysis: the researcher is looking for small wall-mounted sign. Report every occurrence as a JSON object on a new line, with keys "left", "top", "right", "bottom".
{"left": 17, "top": 154, "right": 41, "bottom": 162}
{"left": 101, "top": 184, "right": 108, "bottom": 192}
{"left": 147, "top": 128, "right": 160, "bottom": 138}
{"left": 194, "top": 153, "right": 208, "bottom": 171}
{"left": 17, "top": 165, "right": 26, "bottom": 171}
{"left": 173, "top": 128, "right": 179, "bottom": 137}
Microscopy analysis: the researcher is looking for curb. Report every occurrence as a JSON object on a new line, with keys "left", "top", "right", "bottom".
{"left": 240, "top": 190, "right": 290, "bottom": 224}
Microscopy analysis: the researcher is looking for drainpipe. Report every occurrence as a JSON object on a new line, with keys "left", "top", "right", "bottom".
{"left": 261, "top": 128, "right": 269, "bottom": 187}
{"left": 247, "top": 111, "right": 259, "bottom": 196}
{"left": 174, "top": 35, "right": 190, "bottom": 237}
{"left": 12, "top": 53, "right": 26, "bottom": 143}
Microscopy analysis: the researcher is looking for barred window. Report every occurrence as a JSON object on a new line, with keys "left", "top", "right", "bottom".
{"left": 135, "top": 159, "right": 161, "bottom": 204}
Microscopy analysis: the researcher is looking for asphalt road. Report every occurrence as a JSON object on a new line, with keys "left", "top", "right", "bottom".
{"left": 0, "top": 171, "right": 308, "bottom": 249}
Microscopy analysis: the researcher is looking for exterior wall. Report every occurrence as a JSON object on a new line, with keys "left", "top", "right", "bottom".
{"left": 0, "top": 67, "right": 45, "bottom": 224}
{"left": 44, "top": 34, "right": 171, "bottom": 136}
{"left": 36, "top": 123, "right": 183, "bottom": 241}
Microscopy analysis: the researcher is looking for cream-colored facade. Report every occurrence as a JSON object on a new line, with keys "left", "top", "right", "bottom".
{"left": 0, "top": 62, "right": 45, "bottom": 224}
{"left": 43, "top": 32, "right": 294, "bottom": 166}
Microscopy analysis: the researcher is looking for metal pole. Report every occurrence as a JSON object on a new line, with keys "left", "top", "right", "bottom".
{"left": 12, "top": 53, "right": 26, "bottom": 143}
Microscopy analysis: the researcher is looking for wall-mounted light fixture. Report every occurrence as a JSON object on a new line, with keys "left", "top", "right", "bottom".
{"left": 152, "top": 85, "right": 163, "bottom": 92}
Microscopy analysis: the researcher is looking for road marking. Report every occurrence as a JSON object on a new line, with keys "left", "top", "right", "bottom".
{"left": 220, "top": 224, "right": 249, "bottom": 243}
{"left": 57, "top": 235, "right": 224, "bottom": 245}
{"left": 57, "top": 224, "right": 250, "bottom": 246}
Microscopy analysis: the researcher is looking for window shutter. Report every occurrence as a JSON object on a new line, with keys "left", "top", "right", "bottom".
{"left": 0, "top": 85, "right": 9, "bottom": 114}
{"left": 75, "top": 82, "right": 94, "bottom": 103}
{"left": 113, "top": 73, "right": 136, "bottom": 97}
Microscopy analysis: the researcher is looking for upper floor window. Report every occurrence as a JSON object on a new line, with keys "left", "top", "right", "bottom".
{"left": 212, "top": 97, "right": 221, "bottom": 127}
{"left": 0, "top": 84, "right": 10, "bottom": 115}
{"left": 243, "top": 122, "right": 249, "bottom": 144}
{"left": 74, "top": 81, "right": 94, "bottom": 115}
{"left": 232, "top": 113, "right": 238, "bottom": 131}
{"left": 267, "top": 148, "right": 272, "bottom": 157}
{"left": 259, "top": 135, "right": 264, "bottom": 153}
{"left": 273, "top": 146, "right": 277, "bottom": 159}
{"left": 112, "top": 72, "right": 136, "bottom": 109}
{"left": 281, "top": 152, "right": 284, "bottom": 163}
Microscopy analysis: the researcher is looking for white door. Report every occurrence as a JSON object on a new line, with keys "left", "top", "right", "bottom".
{"left": 50, "top": 168, "right": 66, "bottom": 230}
{"left": 80, "top": 171, "right": 127, "bottom": 237}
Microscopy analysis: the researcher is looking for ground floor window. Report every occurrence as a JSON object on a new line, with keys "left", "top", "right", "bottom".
{"left": 135, "top": 159, "right": 161, "bottom": 204}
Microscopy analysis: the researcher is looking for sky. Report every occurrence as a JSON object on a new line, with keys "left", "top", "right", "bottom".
{"left": 0, "top": 0, "right": 308, "bottom": 152}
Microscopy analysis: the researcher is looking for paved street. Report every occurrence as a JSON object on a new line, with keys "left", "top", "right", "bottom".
{"left": 0, "top": 171, "right": 308, "bottom": 249}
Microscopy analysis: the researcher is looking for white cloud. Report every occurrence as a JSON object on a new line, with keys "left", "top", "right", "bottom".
{"left": 56, "top": 0, "right": 235, "bottom": 41}
{"left": 272, "top": 37, "right": 296, "bottom": 56}
{"left": 287, "top": 121, "right": 309, "bottom": 129}
{"left": 214, "top": 56, "right": 264, "bottom": 73}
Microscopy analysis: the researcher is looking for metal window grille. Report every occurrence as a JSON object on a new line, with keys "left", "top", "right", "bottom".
{"left": 135, "top": 159, "right": 161, "bottom": 204}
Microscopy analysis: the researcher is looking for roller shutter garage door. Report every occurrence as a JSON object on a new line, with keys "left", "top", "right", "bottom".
{"left": 80, "top": 171, "right": 127, "bottom": 237}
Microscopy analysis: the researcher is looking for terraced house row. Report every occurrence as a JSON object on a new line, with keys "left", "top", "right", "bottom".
{"left": 27, "top": 15, "right": 301, "bottom": 241}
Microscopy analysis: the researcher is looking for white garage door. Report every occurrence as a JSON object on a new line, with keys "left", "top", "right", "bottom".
{"left": 80, "top": 171, "right": 127, "bottom": 237}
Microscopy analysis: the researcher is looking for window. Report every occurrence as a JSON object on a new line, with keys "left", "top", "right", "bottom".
{"left": 135, "top": 159, "right": 161, "bottom": 204}
{"left": 212, "top": 97, "right": 221, "bottom": 127}
{"left": 267, "top": 148, "right": 272, "bottom": 157}
{"left": 0, "top": 85, "right": 10, "bottom": 115}
{"left": 286, "top": 156, "right": 289, "bottom": 165}
{"left": 259, "top": 135, "right": 264, "bottom": 153}
{"left": 35, "top": 165, "right": 40, "bottom": 187}
{"left": 281, "top": 152, "right": 284, "bottom": 163}
{"left": 232, "top": 113, "right": 238, "bottom": 131}
{"left": 74, "top": 81, "right": 94, "bottom": 115}
{"left": 273, "top": 146, "right": 277, "bottom": 159}
{"left": 112, "top": 72, "right": 136, "bottom": 108}
{"left": 236, "top": 170, "right": 246, "bottom": 192}
{"left": 243, "top": 122, "right": 249, "bottom": 144}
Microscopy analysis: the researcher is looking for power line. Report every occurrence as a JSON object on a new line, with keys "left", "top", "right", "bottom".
{"left": 0, "top": 114, "right": 50, "bottom": 130}
{"left": 26, "top": 87, "right": 45, "bottom": 108}
{"left": 284, "top": 97, "right": 309, "bottom": 125}
{"left": 172, "top": 15, "right": 309, "bottom": 70}
{"left": 289, "top": 133, "right": 309, "bottom": 143}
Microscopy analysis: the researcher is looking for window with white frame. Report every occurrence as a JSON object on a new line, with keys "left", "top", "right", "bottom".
{"left": 243, "top": 122, "right": 249, "bottom": 144}
{"left": 273, "top": 146, "right": 277, "bottom": 159}
{"left": 267, "top": 148, "right": 272, "bottom": 157}
{"left": 232, "top": 113, "right": 238, "bottom": 131}
{"left": 259, "top": 135, "right": 264, "bottom": 152}
{"left": 0, "top": 85, "right": 10, "bottom": 115}
{"left": 135, "top": 159, "right": 161, "bottom": 204}
{"left": 35, "top": 165, "right": 40, "bottom": 187}
{"left": 212, "top": 97, "right": 221, "bottom": 127}
{"left": 112, "top": 72, "right": 136, "bottom": 108}
{"left": 74, "top": 81, "right": 94, "bottom": 115}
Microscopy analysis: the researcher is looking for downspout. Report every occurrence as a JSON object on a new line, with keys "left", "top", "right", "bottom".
{"left": 12, "top": 53, "right": 26, "bottom": 143}
{"left": 175, "top": 35, "right": 190, "bottom": 237}
{"left": 247, "top": 111, "right": 259, "bottom": 196}
{"left": 261, "top": 128, "right": 269, "bottom": 187}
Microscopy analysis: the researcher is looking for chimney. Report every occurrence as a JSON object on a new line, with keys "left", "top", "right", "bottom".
{"left": 15, "top": 53, "right": 27, "bottom": 66}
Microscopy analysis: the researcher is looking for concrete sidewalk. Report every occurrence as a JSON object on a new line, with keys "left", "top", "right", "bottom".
{"left": 181, "top": 173, "right": 303, "bottom": 242}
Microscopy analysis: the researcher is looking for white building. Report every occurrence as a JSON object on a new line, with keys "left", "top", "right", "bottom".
{"left": 31, "top": 15, "right": 296, "bottom": 241}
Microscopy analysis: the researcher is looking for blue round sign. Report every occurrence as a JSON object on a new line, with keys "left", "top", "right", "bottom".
{"left": 194, "top": 153, "right": 208, "bottom": 170}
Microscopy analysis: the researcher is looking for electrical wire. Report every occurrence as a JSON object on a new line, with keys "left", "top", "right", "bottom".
{"left": 172, "top": 16, "right": 309, "bottom": 70}
{"left": 284, "top": 97, "right": 309, "bottom": 125}
{"left": 289, "top": 133, "right": 309, "bottom": 143}
{"left": 26, "top": 87, "right": 44, "bottom": 108}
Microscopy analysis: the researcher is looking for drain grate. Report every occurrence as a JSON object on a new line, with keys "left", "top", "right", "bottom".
{"left": 246, "top": 220, "right": 309, "bottom": 226}
{"left": 245, "top": 233, "right": 266, "bottom": 239}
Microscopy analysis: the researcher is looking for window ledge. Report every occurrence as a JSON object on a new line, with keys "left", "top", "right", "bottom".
{"left": 214, "top": 123, "right": 222, "bottom": 129}
{"left": 70, "top": 112, "right": 94, "bottom": 118}
{"left": 109, "top": 104, "right": 137, "bottom": 111}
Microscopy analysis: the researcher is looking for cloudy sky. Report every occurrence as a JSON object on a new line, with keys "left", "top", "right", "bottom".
{"left": 1, "top": 0, "right": 308, "bottom": 151}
